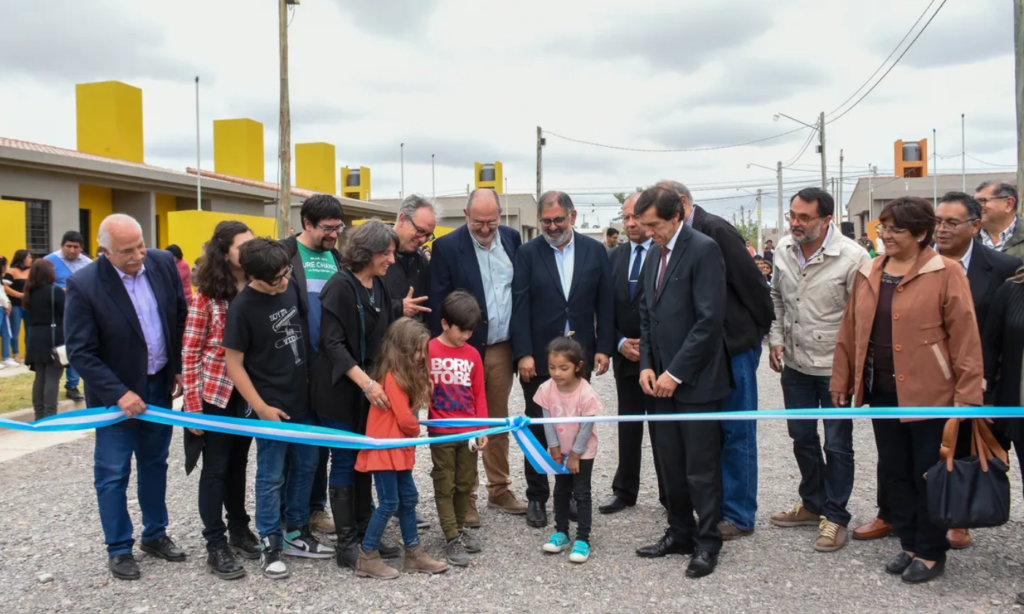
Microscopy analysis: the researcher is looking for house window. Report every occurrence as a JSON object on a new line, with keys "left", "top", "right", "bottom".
{"left": 2, "top": 197, "right": 50, "bottom": 256}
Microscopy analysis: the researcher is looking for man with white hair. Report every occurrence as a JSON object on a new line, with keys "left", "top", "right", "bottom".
{"left": 65, "top": 213, "right": 189, "bottom": 581}
{"left": 382, "top": 194, "right": 436, "bottom": 323}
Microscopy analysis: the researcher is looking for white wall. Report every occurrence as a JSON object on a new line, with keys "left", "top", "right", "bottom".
{"left": 113, "top": 190, "right": 156, "bottom": 247}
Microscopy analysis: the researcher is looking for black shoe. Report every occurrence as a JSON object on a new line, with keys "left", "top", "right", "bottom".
{"left": 901, "top": 559, "right": 945, "bottom": 584}
{"left": 378, "top": 540, "right": 402, "bottom": 559}
{"left": 885, "top": 552, "right": 914, "bottom": 575}
{"left": 65, "top": 387, "right": 84, "bottom": 402}
{"left": 686, "top": 551, "right": 719, "bottom": 579}
{"left": 206, "top": 545, "right": 246, "bottom": 580}
{"left": 260, "top": 535, "right": 290, "bottom": 580}
{"left": 416, "top": 511, "right": 431, "bottom": 530}
{"left": 526, "top": 501, "right": 548, "bottom": 528}
{"left": 140, "top": 535, "right": 186, "bottom": 562}
{"left": 569, "top": 499, "right": 578, "bottom": 522}
{"left": 228, "top": 528, "right": 261, "bottom": 560}
{"left": 598, "top": 495, "right": 632, "bottom": 515}
{"left": 1016, "top": 592, "right": 1024, "bottom": 606}
{"left": 330, "top": 485, "right": 360, "bottom": 570}
{"left": 636, "top": 533, "right": 695, "bottom": 558}
{"left": 108, "top": 553, "right": 140, "bottom": 581}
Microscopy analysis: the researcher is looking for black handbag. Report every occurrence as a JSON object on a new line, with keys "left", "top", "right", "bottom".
{"left": 926, "top": 418, "right": 1010, "bottom": 529}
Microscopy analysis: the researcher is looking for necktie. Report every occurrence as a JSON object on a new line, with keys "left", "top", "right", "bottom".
{"left": 629, "top": 244, "right": 644, "bottom": 300}
{"left": 656, "top": 246, "right": 671, "bottom": 298}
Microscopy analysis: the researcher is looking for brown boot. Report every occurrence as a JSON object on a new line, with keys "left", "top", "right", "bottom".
{"left": 356, "top": 550, "right": 399, "bottom": 580}
{"left": 403, "top": 546, "right": 448, "bottom": 575}
{"left": 464, "top": 493, "right": 483, "bottom": 528}
{"left": 487, "top": 490, "right": 528, "bottom": 515}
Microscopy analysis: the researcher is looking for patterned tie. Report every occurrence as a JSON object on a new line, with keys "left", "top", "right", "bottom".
{"left": 656, "top": 246, "right": 670, "bottom": 299}
{"left": 629, "top": 244, "right": 644, "bottom": 300}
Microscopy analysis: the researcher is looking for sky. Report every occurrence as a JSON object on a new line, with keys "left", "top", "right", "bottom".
{"left": 0, "top": 0, "right": 1018, "bottom": 228}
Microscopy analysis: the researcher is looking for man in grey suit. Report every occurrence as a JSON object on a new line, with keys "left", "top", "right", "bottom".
{"left": 633, "top": 185, "right": 732, "bottom": 579}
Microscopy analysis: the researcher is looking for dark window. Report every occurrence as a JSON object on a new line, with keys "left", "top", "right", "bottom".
{"left": 2, "top": 197, "right": 50, "bottom": 256}
{"left": 79, "top": 208, "right": 92, "bottom": 256}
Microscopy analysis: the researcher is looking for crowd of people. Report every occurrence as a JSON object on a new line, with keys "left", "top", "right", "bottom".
{"left": 7, "top": 176, "right": 1024, "bottom": 594}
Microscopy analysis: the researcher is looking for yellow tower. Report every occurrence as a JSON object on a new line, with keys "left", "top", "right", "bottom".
{"left": 894, "top": 139, "right": 928, "bottom": 178}
{"left": 341, "top": 166, "right": 372, "bottom": 200}
{"left": 474, "top": 161, "right": 504, "bottom": 194}
{"left": 76, "top": 81, "right": 144, "bottom": 163}
{"left": 295, "top": 143, "right": 337, "bottom": 194}
{"left": 214, "top": 119, "right": 265, "bottom": 181}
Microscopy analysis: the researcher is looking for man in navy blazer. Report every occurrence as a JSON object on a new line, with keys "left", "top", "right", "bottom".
{"left": 65, "top": 214, "right": 188, "bottom": 581}
{"left": 511, "top": 191, "right": 615, "bottom": 528}
{"left": 428, "top": 188, "right": 528, "bottom": 519}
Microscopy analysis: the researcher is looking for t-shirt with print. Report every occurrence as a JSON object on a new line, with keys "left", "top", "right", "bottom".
{"left": 532, "top": 378, "right": 600, "bottom": 459}
{"left": 222, "top": 283, "right": 309, "bottom": 419}
{"left": 427, "top": 337, "right": 487, "bottom": 436}
{"left": 297, "top": 241, "right": 338, "bottom": 357}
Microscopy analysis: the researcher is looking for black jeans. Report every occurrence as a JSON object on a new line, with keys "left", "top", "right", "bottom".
{"left": 554, "top": 459, "right": 594, "bottom": 543}
{"left": 198, "top": 393, "right": 254, "bottom": 551}
{"left": 610, "top": 375, "right": 665, "bottom": 507}
{"left": 32, "top": 359, "right": 63, "bottom": 421}
{"left": 522, "top": 375, "right": 553, "bottom": 504}
{"left": 780, "top": 367, "right": 854, "bottom": 526}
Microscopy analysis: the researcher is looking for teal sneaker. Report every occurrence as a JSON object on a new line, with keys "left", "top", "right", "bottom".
{"left": 569, "top": 540, "right": 590, "bottom": 563}
{"left": 542, "top": 532, "right": 571, "bottom": 553}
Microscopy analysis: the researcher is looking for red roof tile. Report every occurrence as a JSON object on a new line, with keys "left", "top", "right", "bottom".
{"left": 185, "top": 167, "right": 314, "bottom": 197}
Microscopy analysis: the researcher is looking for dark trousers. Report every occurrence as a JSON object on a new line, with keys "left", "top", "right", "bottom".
{"left": 653, "top": 397, "right": 723, "bottom": 554}
{"left": 522, "top": 375, "right": 553, "bottom": 503}
{"left": 554, "top": 458, "right": 594, "bottom": 543}
{"left": 31, "top": 359, "right": 63, "bottom": 420}
{"left": 198, "top": 393, "right": 253, "bottom": 551}
{"left": 610, "top": 375, "right": 665, "bottom": 507}
{"left": 870, "top": 390, "right": 949, "bottom": 561}
{"left": 310, "top": 447, "right": 329, "bottom": 513}
{"left": 93, "top": 368, "right": 173, "bottom": 556}
{"left": 781, "top": 367, "right": 854, "bottom": 526}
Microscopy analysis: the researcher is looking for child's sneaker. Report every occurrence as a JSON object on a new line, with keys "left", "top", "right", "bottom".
{"left": 460, "top": 529, "right": 482, "bottom": 554}
{"left": 542, "top": 532, "right": 571, "bottom": 553}
{"left": 569, "top": 540, "right": 590, "bottom": 563}
{"left": 283, "top": 526, "right": 335, "bottom": 559}
{"left": 260, "top": 535, "right": 290, "bottom": 580}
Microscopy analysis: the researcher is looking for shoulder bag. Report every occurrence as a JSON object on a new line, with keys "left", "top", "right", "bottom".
{"left": 926, "top": 417, "right": 1010, "bottom": 529}
{"left": 50, "top": 285, "right": 69, "bottom": 367}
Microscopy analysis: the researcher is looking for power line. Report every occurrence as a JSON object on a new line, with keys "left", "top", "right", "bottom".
{"left": 543, "top": 126, "right": 809, "bottom": 153}
{"left": 826, "top": 0, "right": 949, "bottom": 125}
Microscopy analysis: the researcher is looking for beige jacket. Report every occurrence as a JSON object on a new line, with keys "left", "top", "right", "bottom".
{"left": 769, "top": 227, "right": 872, "bottom": 376}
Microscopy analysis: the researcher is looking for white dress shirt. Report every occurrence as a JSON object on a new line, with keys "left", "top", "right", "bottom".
{"left": 618, "top": 238, "right": 652, "bottom": 351}
{"left": 550, "top": 231, "right": 575, "bottom": 335}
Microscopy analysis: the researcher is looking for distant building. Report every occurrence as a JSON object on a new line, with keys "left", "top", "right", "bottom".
{"left": 373, "top": 192, "right": 539, "bottom": 240}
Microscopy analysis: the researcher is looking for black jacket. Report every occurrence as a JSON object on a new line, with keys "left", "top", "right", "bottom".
{"left": 691, "top": 206, "right": 774, "bottom": 356}
{"left": 967, "top": 242, "right": 1022, "bottom": 333}
{"left": 281, "top": 234, "right": 342, "bottom": 318}
{"left": 983, "top": 281, "right": 1024, "bottom": 439}
{"left": 382, "top": 248, "right": 430, "bottom": 323}
{"left": 24, "top": 284, "right": 64, "bottom": 367}
{"left": 610, "top": 241, "right": 648, "bottom": 379}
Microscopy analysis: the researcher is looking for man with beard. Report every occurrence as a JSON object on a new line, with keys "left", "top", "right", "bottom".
{"left": 767, "top": 187, "right": 870, "bottom": 553}
{"left": 282, "top": 194, "right": 346, "bottom": 536}
{"left": 383, "top": 194, "right": 436, "bottom": 323}
{"left": 428, "top": 187, "right": 529, "bottom": 525}
{"left": 975, "top": 180, "right": 1024, "bottom": 258}
{"left": 511, "top": 191, "right": 614, "bottom": 528}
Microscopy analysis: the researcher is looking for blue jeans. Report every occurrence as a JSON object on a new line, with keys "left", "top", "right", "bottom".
{"left": 720, "top": 345, "right": 761, "bottom": 531}
{"left": 255, "top": 412, "right": 318, "bottom": 539}
{"left": 94, "top": 369, "right": 173, "bottom": 556}
{"left": 781, "top": 366, "right": 854, "bottom": 527}
{"left": 9, "top": 305, "right": 26, "bottom": 357}
{"left": 362, "top": 470, "right": 419, "bottom": 552}
{"left": 319, "top": 416, "right": 358, "bottom": 487}
{"left": 65, "top": 365, "right": 80, "bottom": 390}
{"left": 1, "top": 312, "right": 10, "bottom": 360}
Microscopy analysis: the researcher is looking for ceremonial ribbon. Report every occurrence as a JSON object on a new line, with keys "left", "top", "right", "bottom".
{"left": 3, "top": 406, "right": 1024, "bottom": 476}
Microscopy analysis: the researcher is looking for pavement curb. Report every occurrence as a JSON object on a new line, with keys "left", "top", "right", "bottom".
{"left": 3, "top": 399, "right": 83, "bottom": 423}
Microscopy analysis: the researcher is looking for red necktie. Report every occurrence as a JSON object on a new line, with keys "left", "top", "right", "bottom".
{"left": 656, "top": 246, "right": 670, "bottom": 298}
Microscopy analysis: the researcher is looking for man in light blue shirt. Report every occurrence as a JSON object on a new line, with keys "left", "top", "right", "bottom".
{"left": 45, "top": 230, "right": 92, "bottom": 401}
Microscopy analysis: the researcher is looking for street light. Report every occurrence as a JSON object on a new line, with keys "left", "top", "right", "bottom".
{"left": 775, "top": 111, "right": 827, "bottom": 190}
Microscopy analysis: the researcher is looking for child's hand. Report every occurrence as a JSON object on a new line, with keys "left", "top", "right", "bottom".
{"left": 549, "top": 446, "right": 562, "bottom": 465}
{"left": 567, "top": 454, "right": 581, "bottom": 474}
{"left": 476, "top": 435, "right": 488, "bottom": 450}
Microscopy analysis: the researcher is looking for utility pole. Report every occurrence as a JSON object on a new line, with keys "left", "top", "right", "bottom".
{"left": 195, "top": 76, "right": 202, "bottom": 211}
{"left": 1017, "top": 0, "right": 1024, "bottom": 213}
{"left": 776, "top": 161, "right": 784, "bottom": 237}
{"left": 276, "top": 0, "right": 292, "bottom": 239}
{"left": 756, "top": 188, "right": 762, "bottom": 252}
{"left": 961, "top": 113, "right": 966, "bottom": 192}
{"left": 536, "top": 126, "right": 544, "bottom": 202}
{"left": 933, "top": 128, "right": 938, "bottom": 206}
{"left": 818, "top": 111, "right": 827, "bottom": 190}
{"left": 868, "top": 164, "right": 877, "bottom": 221}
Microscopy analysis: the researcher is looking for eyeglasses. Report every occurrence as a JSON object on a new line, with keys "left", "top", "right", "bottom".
{"left": 875, "top": 224, "right": 909, "bottom": 237}
{"left": 976, "top": 196, "right": 1010, "bottom": 206}
{"left": 469, "top": 219, "right": 499, "bottom": 231}
{"left": 316, "top": 222, "right": 346, "bottom": 236}
{"left": 267, "top": 265, "right": 293, "bottom": 287}
{"left": 935, "top": 217, "right": 979, "bottom": 230}
{"left": 539, "top": 216, "right": 569, "bottom": 227}
{"left": 408, "top": 218, "right": 435, "bottom": 243}
{"left": 785, "top": 212, "right": 821, "bottom": 225}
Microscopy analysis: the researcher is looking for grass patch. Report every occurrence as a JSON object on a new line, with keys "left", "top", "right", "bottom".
{"left": 0, "top": 372, "right": 67, "bottom": 414}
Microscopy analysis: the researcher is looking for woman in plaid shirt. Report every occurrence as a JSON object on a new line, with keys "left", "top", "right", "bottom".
{"left": 182, "top": 221, "right": 258, "bottom": 580}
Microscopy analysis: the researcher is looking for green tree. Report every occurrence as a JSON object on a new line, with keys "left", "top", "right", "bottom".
{"left": 611, "top": 187, "right": 644, "bottom": 221}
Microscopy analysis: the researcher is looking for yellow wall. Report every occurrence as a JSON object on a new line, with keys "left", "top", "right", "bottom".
{"left": 166, "top": 210, "right": 277, "bottom": 267}
{"left": 214, "top": 119, "right": 265, "bottom": 181}
{"left": 295, "top": 143, "right": 337, "bottom": 194}
{"left": 155, "top": 194, "right": 177, "bottom": 249}
{"left": 474, "top": 161, "right": 504, "bottom": 194}
{"left": 78, "top": 185, "right": 113, "bottom": 257}
{"left": 0, "top": 200, "right": 26, "bottom": 262}
{"left": 76, "top": 81, "right": 144, "bottom": 163}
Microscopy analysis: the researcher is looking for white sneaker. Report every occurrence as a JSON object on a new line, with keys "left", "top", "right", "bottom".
{"left": 2, "top": 359, "right": 17, "bottom": 367}
{"left": 0, "top": 362, "right": 6, "bottom": 370}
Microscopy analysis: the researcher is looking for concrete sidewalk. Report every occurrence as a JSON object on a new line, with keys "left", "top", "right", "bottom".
{"left": 0, "top": 397, "right": 91, "bottom": 464}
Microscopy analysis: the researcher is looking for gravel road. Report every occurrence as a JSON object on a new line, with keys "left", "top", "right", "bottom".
{"left": 1, "top": 346, "right": 1022, "bottom": 613}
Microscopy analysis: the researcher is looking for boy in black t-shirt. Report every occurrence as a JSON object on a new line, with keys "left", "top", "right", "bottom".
{"left": 223, "top": 238, "right": 334, "bottom": 580}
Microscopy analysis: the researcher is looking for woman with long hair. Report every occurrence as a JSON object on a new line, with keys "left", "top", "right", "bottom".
{"left": 3, "top": 249, "right": 33, "bottom": 363}
{"left": 0, "top": 257, "right": 12, "bottom": 368}
{"left": 22, "top": 259, "right": 63, "bottom": 420}
{"left": 181, "top": 221, "right": 259, "bottom": 580}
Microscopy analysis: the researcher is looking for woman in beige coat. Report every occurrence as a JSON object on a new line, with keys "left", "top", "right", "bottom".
{"left": 831, "top": 196, "right": 983, "bottom": 584}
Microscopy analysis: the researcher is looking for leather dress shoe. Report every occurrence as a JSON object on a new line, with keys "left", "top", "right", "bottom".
{"left": 852, "top": 517, "right": 894, "bottom": 540}
{"left": 885, "top": 552, "right": 914, "bottom": 575}
{"left": 526, "top": 501, "right": 548, "bottom": 528}
{"left": 685, "top": 550, "right": 719, "bottom": 579}
{"left": 901, "top": 558, "right": 945, "bottom": 584}
{"left": 636, "top": 533, "right": 694, "bottom": 558}
{"left": 140, "top": 535, "right": 186, "bottom": 562}
{"left": 598, "top": 495, "right": 632, "bottom": 515}
{"left": 947, "top": 528, "right": 972, "bottom": 549}
{"left": 108, "top": 553, "right": 141, "bottom": 581}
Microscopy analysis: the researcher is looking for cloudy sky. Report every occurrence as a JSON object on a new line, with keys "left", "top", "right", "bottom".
{"left": 0, "top": 0, "right": 1017, "bottom": 227}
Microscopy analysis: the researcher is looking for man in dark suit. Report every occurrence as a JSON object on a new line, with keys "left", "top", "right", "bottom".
{"left": 511, "top": 191, "right": 615, "bottom": 527}
{"left": 599, "top": 192, "right": 666, "bottom": 514}
{"left": 633, "top": 185, "right": 731, "bottom": 579}
{"left": 429, "top": 187, "right": 528, "bottom": 520}
{"left": 383, "top": 194, "right": 435, "bottom": 321}
{"left": 65, "top": 213, "right": 188, "bottom": 581}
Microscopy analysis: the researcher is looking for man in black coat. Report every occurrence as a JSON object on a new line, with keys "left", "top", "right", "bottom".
{"left": 599, "top": 193, "right": 666, "bottom": 514}
{"left": 633, "top": 185, "right": 731, "bottom": 579}
{"left": 657, "top": 180, "right": 772, "bottom": 541}
{"left": 511, "top": 191, "right": 615, "bottom": 528}
{"left": 382, "top": 194, "right": 435, "bottom": 322}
